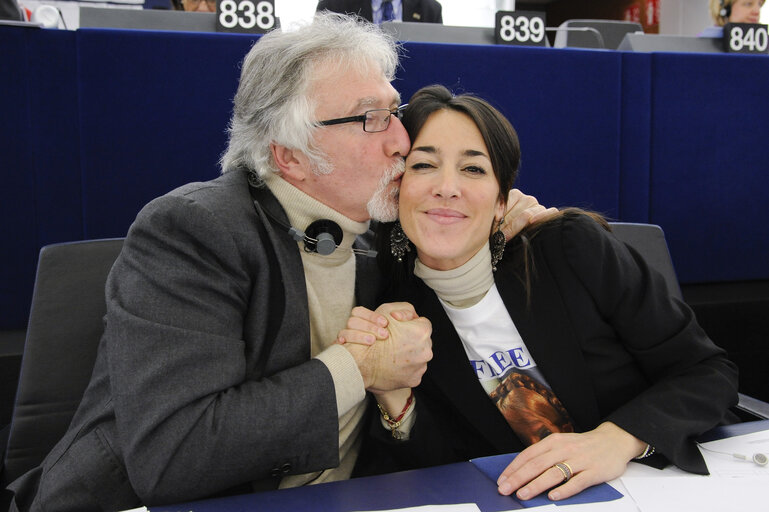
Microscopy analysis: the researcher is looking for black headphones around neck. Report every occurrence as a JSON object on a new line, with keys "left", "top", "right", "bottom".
{"left": 247, "top": 171, "right": 376, "bottom": 258}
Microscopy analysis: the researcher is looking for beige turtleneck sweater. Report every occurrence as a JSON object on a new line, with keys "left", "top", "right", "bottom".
{"left": 262, "top": 172, "right": 369, "bottom": 488}
{"left": 414, "top": 242, "right": 495, "bottom": 308}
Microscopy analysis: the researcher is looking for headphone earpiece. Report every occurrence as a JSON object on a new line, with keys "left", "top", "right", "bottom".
{"left": 719, "top": 0, "right": 731, "bottom": 19}
{"left": 698, "top": 443, "right": 768, "bottom": 466}
{"left": 302, "top": 219, "right": 343, "bottom": 256}
{"left": 247, "top": 173, "right": 377, "bottom": 258}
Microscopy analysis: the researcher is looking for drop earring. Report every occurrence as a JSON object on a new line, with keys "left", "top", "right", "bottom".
{"left": 490, "top": 220, "right": 506, "bottom": 272}
{"left": 390, "top": 221, "right": 412, "bottom": 262}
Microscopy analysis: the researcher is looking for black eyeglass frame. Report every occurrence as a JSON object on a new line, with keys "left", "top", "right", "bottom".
{"left": 317, "top": 104, "right": 408, "bottom": 133}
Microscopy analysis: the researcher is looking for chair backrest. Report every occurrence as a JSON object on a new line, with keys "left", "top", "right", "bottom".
{"left": 608, "top": 222, "right": 682, "bottom": 300}
{"left": 553, "top": 19, "right": 643, "bottom": 50}
{"left": 1, "top": 238, "right": 124, "bottom": 485}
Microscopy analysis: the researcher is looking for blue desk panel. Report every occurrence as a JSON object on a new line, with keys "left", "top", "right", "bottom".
{"left": 156, "top": 420, "right": 769, "bottom": 512}
{"left": 162, "top": 461, "right": 523, "bottom": 512}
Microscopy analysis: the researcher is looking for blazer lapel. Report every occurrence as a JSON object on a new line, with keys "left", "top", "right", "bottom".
{"left": 248, "top": 183, "right": 311, "bottom": 374}
{"left": 413, "top": 280, "right": 523, "bottom": 454}
{"left": 496, "top": 256, "right": 601, "bottom": 431}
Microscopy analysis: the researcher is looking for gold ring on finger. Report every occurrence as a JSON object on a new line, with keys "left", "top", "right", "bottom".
{"left": 554, "top": 462, "right": 573, "bottom": 483}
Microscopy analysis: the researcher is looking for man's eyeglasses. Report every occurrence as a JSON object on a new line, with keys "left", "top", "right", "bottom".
{"left": 317, "top": 105, "right": 408, "bottom": 133}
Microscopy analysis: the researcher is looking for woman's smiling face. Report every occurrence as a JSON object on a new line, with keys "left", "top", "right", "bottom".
{"left": 398, "top": 109, "right": 505, "bottom": 271}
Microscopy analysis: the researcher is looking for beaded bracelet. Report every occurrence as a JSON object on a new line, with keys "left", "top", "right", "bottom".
{"left": 634, "top": 444, "right": 656, "bottom": 459}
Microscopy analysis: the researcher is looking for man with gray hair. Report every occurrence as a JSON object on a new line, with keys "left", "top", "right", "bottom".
{"left": 6, "top": 12, "right": 547, "bottom": 511}
{"left": 6, "top": 13, "right": 431, "bottom": 511}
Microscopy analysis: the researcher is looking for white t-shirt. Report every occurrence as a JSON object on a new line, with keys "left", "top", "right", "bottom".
{"left": 439, "top": 283, "right": 574, "bottom": 445}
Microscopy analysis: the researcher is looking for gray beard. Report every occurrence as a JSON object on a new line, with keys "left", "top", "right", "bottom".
{"left": 367, "top": 159, "right": 404, "bottom": 222}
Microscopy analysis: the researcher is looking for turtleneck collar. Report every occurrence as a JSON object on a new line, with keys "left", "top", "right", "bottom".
{"left": 414, "top": 242, "right": 494, "bottom": 308}
{"left": 262, "top": 171, "right": 369, "bottom": 260}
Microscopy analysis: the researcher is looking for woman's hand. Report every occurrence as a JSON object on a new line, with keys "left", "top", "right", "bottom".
{"left": 496, "top": 422, "right": 646, "bottom": 502}
{"left": 336, "top": 303, "right": 419, "bottom": 345}
{"left": 501, "top": 189, "right": 559, "bottom": 241}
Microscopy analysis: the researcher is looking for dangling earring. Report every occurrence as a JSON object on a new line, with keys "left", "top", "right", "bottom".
{"left": 390, "top": 221, "right": 411, "bottom": 262}
{"left": 490, "top": 220, "right": 506, "bottom": 272}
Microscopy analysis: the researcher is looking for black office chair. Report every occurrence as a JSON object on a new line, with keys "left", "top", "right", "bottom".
{"left": 0, "top": 238, "right": 124, "bottom": 489}
{"left": 609, "top": 222, "right": 769, "bottom": 421}
{"left": 553, "top": 19, "right": 643, "bottom": 50}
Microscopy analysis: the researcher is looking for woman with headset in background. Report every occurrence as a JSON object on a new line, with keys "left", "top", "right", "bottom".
{"left": 701, "top": 0, "right": 765, "bottom": 36}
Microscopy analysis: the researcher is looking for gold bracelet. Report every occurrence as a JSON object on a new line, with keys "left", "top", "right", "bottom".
{"left": 376, "top": 390, "right": 414, "bottom": 438}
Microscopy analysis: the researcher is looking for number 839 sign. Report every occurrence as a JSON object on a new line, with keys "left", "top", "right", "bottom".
{"left": 494, "top": 11, "right": 547, "bottom": 47}
{"left": 216, "top": 0, "right": 275, "bottom": 34}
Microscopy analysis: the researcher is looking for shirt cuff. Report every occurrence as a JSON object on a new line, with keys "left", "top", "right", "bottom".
{"left": 315, "top": 344, "right": 366, "bottom": 417}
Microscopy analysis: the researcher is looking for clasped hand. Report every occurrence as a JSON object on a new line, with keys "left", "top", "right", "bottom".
{"left": 339, "top": 302, "right": 432, "bottom": 394}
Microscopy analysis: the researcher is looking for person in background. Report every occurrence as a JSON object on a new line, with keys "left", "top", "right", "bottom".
{"left": 702, "top": 0, "right": 765, "bottom": 36}
{"left": 316, "top": 0, "right": 442, "bottom": 24}
{"left": 0, "top": 0, "right": 23, "bottom": 21}
{"left": 343, "top": 84, "right": 739, "bottom": 502}
{"left": 171, "top": 0, "right": 215, "bottom": 12}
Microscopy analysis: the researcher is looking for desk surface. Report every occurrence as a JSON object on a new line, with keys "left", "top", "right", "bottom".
{"left": 154, "top": 420, "right": 769, "bottom": 512}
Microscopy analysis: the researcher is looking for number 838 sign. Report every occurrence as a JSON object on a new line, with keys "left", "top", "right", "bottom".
{"left": 216, "top": 0, "right": 275, "bottom": 34}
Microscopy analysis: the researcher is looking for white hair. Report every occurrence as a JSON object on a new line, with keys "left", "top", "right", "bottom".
{"left": 220, "top": 12, "right": 400, "bottom": 177}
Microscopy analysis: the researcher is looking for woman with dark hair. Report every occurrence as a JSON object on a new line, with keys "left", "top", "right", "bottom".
{"left": 344, "top": 84, "right": 738, "bottom": 502}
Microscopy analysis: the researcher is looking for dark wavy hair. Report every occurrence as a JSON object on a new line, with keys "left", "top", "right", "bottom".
{"left": 400, "top": 84, "right": 520, "bottom": 204}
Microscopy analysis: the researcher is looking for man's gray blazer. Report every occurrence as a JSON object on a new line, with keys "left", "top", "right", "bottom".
{"left": 8, "top": 169, "right": 380, "bottom": 511}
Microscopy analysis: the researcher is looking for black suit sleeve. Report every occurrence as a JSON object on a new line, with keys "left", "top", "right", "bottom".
{"left": 556, "top": 215, "right": 738, "bottom": 474}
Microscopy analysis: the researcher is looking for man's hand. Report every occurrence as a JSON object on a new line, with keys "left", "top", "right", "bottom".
{"left": 337, "top": 304, "right": 419, "bottom": 345}
{"left": 343, "top": 302, "right": 432, "bottom": 393}
{"left": 501, "top": 189, "right": 559, "bottom": 241}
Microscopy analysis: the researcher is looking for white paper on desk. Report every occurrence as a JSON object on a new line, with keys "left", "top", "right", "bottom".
{"left": 697, "top": 429, "right": 769, "bottom": 477}
{"left": 353, "top": 505, "right": 481, "bottom": 512}
{"left": 619, "top": 429, "right": 769, "bottom": 512}
{"left": 622, "top": 475, "right": 766, "bottom": 512}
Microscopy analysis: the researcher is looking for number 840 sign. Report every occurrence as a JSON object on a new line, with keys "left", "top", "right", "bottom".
{"left": 216, "top": 0, "right": 275, "bottom": 34}
{"left": 724, "top": 23, "right": 769, "bottom": 54}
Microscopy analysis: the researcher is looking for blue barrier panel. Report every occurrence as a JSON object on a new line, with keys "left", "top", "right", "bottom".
{"left": 648, "top": 52, "right": 769, "bottom": 283}
{"left": 619, "top": 52, "right": 652, "bottom": 223}
{"left": 396, "top": 42, "right": 624, "bottom": 219}
{"left": 76, "top": 28, "right": 257, "bottom": 239}
{"left": 0, "top": 26, "right": 81, "bottom": 329}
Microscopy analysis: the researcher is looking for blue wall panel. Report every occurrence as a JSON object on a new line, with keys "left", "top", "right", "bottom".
{"left": 397, "top": 43, "right": 623, "bottom": 219}
{"left": 648, "top": 52, "right": 769, "bottom": 283}
{"left": 77, "top": 29, "right": 257, "bottom": 239}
